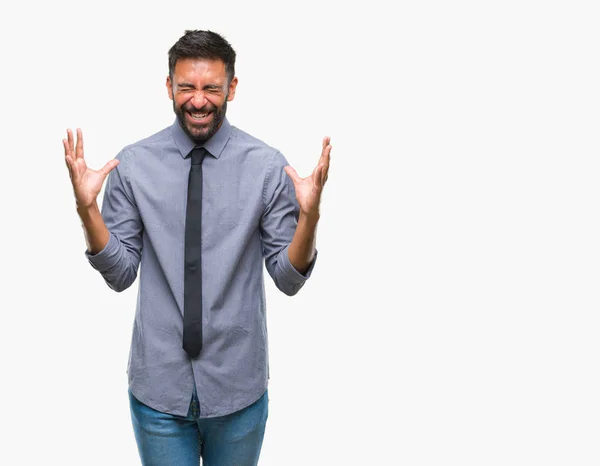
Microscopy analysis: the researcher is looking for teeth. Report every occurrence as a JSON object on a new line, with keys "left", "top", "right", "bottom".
{"left": 191, "top": 112, "right": 208, "bottom": 119}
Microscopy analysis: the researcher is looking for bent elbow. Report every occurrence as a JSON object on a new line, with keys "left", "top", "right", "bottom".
{"left": 275, "top": 280, "right": 305, "bottom": 297}
{"left": 104, "top": 267, "right": 138, "bottom": 293}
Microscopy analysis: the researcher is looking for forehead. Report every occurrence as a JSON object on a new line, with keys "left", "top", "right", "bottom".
{"left": 173, "top": 58, "right": 227, "bottom": 83}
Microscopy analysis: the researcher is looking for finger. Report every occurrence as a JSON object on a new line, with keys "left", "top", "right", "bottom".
{"left": 64, "top": 155, "right": 71, "bottom": 175}
{"left": 322, "top": 142, "right": 332, "bottom": 164}
{"left": 284, "top": 165, "right": 302, "bottom": 184}
{"left": 99, "top": 159, "right": 120, "bottom": 177}
{"left": 63, "top": 138, "right": 72, "bottom": 158}
{"left": 321, "top": 162, "right": 329, "bottom": 186}
{"left": 65, "top": 155, "right": 77, "bottom": 181}
{"left": 321, "top": 143, "right": 331, "bottom": 185}
{"left": 319, "top": 136, "right": 331, "bottom": 164}
{"left": 67, "top": 129, "right": 75, "bottom": 154}
{"left": 312, "top": 164, "right": 324, "bottom": 190}
{"left": 76, "top": 128, "right": 84, "bottom": 159}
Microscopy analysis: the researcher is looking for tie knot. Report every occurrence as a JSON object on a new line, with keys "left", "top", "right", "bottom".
{"left": 190, "top": 147, "right": 207, "bottom": 165}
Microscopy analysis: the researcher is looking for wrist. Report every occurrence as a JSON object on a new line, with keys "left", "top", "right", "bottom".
{"left": 299, "top": 210, "right": 320, "bottom": 225}
{"left": 77, "top": 201, "right": 100, "bottom": 218}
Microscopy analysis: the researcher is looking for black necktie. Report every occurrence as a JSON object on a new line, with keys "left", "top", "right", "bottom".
{"left": 183, "top": 146, "right": 207, "bottom": 358}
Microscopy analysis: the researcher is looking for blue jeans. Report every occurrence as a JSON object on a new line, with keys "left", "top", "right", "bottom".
{"left": 129, "top": 388, "right": 268, "bottom": 466}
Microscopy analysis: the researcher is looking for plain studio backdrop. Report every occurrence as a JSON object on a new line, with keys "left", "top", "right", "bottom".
{"left": 1, "top": 1, "right": 599, "bottom": 465}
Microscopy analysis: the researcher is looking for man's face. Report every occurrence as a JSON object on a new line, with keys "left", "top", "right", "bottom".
{"left": 167, "top": 58, "right": 238, "bottom": 145}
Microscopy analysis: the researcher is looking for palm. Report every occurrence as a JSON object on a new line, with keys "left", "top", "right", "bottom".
{"left": 71, "top": 159, "right": 109, "bottom": 206}
{"left": 284, "top": 136, "right": 332, "bottom": 217}
{"left": 292, "top": 174, "right": 322, "bottom": 214}
{"left": 63, "top": 128, "right": 119, "bottom": 208}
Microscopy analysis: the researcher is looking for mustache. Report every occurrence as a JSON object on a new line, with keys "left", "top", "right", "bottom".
{"left": 183, "top": 103, "right": 216, "bottom": 113}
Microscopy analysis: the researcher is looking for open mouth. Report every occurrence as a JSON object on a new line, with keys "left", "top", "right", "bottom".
{"left": 187, "top": 111, "right": 211, "bottom": 124}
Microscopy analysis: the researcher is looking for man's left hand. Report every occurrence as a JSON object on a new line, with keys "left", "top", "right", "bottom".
{"left": 284, "top": 136, "right": 331, "bottom": 218}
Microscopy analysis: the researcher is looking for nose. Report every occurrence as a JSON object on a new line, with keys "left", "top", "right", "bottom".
{"left": 190, "top": 91, "right": 207, "bottom": 109}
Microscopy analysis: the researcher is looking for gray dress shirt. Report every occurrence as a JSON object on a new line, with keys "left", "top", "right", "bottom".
{"left": 86, "top": 118, "right": 316, "bottom": 417}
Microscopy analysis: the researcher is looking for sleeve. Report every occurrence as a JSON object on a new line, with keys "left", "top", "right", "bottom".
{"left": 85, "top": 149, "right": 143, "bottom": 292}
{"left": 260, "top": 151, "right": 317, "bottom": 296}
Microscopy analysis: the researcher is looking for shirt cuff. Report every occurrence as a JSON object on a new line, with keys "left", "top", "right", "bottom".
{"left": 85, "top": 232, "right": 121, "bottom": 273}
{"left": 277, "top": 244, "right": 318, "bottom": 285}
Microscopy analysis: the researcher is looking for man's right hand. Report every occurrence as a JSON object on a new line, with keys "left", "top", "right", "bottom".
{"left": 63, "top": 128, "right": 119, "bottom": 209}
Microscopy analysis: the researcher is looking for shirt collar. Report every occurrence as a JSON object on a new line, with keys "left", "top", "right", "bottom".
{"left": 171, "top": 116, "right": 231, "bottom": 159}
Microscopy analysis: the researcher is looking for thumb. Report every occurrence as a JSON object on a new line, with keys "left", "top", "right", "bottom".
{"left": 100, "top": 159, "right": 120, "bottom": 178}
{"left": 284, "top": 165, "right": 301, "bottom": 183}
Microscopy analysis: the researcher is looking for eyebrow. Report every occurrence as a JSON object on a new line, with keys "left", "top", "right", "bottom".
{"left": 177, "top": 82, "right": 224, "bottom": 90}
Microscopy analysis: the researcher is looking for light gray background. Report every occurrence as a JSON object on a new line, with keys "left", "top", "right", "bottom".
{"left": 1, "top": 0, "right": 599, "bottom": 464}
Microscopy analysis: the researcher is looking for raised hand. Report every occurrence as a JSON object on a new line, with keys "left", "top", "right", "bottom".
{"left": 284, "top": 136, "right": 331, "bottom": 218}
{"left": 63, "top": 128, "right": 119, "bottom": 209}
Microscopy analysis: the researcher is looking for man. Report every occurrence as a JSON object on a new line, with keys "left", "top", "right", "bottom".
{"left": 63, "top": 30, "right": 330, "bottom": 466}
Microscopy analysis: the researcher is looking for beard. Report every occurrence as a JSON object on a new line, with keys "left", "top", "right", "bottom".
{"left": 174, "top": 98, "right": 228, "bottom": 145}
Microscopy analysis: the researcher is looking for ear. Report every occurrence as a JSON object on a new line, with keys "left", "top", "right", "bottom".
{"left": 227, "top": 77, "right": 238, "bottom": 102}
{"left": 166, "top": 76, "right": 174, "bottom": 100}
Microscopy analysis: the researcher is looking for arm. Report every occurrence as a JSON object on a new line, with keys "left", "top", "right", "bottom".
{"left": 77, "top": 202, "right": 110, "bottom": 255}
{"left": 284, "top": 136, "right": 331, "bottom": 274}
{"left": 260, "top": 137, "right": 331, "bottom": 295}
{"left": 286, "top": 212, "right": 319, "bottom": 275}
{"left": 64, "top": 128, "right": 143, "bottom": 292}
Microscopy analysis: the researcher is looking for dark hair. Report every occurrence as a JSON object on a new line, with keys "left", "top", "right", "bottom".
{"left": 168, "top": 30, "right": 236, "bottom": 83}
